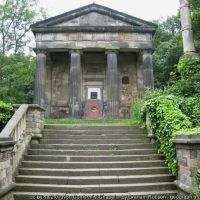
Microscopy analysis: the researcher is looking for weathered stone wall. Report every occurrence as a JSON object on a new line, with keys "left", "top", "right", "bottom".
{"left": 174, "top": 135, "right": 200, "bottom": 194}
{"left": 36, "top": 32, "right": 152, "bottom": 50}
{"left": 47, "top": 53, "right": 70, "bottom": 118}
{"left": 45, "top": 52, "right": 142, "bottom": 119}
{"left": 118, "top": 53, "right": 140, "bottom": 118}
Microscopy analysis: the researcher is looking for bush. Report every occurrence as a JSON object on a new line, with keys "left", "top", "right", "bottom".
{"left": 179, "top": 97, "right": 200, "bottom": 126}
{"left": 167, "top": 54, "right": 200, "bottom": 97}
{"left": 192, "top": 169, "right": 200, "bottom": 196}
{"left": 131, "top": 98, "right": 145, "bottom": 126}
{"left": 177, "top": 54, "right": 200, "bottom": 80}
{"left": 0, "top": 101, "right": 13, "bottom": 129}
{"left": 197, "top": 169, "right": 200, "bottom": 193}
{"left": 142, "top": 95, "right": 192, "bottom": 175}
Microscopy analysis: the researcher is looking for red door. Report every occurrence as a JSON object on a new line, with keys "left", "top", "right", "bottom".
{"left": 84, "top": 99, "right": 103, "bottom": 120}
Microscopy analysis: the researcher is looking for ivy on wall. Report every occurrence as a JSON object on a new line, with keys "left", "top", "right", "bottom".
{"left": 141, "top": 95, "right": 192, "bottom": 175}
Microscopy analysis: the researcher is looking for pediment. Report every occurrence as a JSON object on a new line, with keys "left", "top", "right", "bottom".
{"left": 31, "top": 3, "right": 156, "bottom": 33}
{"left": 55, "top": 12, "right": 132, "bottom": 27}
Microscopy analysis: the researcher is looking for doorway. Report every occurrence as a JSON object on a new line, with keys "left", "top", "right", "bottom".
{"left": 84, "top": 87, "right": 103, "bottom": 120}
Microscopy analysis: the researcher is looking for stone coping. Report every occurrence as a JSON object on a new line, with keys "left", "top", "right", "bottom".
{"left": 0, "top": 182, "right": 15, "bottom": 199}
{"left": 174, "top": 135, "right": 200, "bottom": 144}
{"left": 13, "top": 104, "right": 46, "bottom": 111}
{"left": 32, "top": 26, "right": 156, "bottom": 34}
{"left": 0, "top": 138, "right": 15, "bottom": 148}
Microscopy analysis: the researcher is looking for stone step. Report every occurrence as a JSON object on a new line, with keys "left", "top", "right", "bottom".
{"left": 39, "top": 138, "right": 150, "bottom": 144}
{"left": 18, "top": 167, "right": 170, "bottom": 176}
{"left": 15, "top": 174, "right": 175, "bottom": 185}
{"left": 21, "top": 160, "right": 166, "bottom": 169}
{"left": 42, "top": 133, "right": 147, "bottom": 139}
{"left": 28, "top": 148, "right": 158, "bottom": 156}
{"left": 30, "top": 143, "right": 157, "bottom": 150}
{"left": 44, "top": 125, "right": 143, "bottom": 131}
{"left": 13, "top": 191, "right": 178, "bottom": 200}
{"left": 24, "top": 154, "right": 164, "bottom": 162}
{"left": 42, "top": 129, "right": 146, "bottom": 135}
{"left": 14, "top": 182, "right": 176, "bottom": 193}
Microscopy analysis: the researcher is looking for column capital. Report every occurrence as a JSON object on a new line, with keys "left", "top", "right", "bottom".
{"left": 33, "top": 48, "right": 47, "bottom": 54}
{"left": 179, "top": 0, "right": 190, "bottom": 9}
{"left": 105, "top": 47, "right": 119, "bottom": 54}
{"left": 141, "top": 49, "right": 152, "bottom": 55}
{"left": 69, "top": 48, "right": 83, "bottom": 54}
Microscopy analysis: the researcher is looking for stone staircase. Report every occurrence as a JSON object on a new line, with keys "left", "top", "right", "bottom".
{"left": 13, "top": 125, "right": 177, "bottom": 199}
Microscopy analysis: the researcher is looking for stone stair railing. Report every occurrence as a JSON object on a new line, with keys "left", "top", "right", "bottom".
{"left": 0, "top": 104, "right": 45, "bottom": 200}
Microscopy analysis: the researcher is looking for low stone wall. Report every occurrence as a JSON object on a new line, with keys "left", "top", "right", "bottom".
{"left": 0, "top": 104, "right": 45, "bottom": 199}
{"left": 174, "top": 135, "right": 200, "bottom": 194}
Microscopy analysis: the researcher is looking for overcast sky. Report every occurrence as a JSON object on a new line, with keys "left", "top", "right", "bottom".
{"left": 39, "top": 0, "right": 180, "bottom": 21}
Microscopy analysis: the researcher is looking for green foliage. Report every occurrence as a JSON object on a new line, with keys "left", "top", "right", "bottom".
{"left": 192, "top": 168, "right": 200, "bottom": 196}
{"left": 179, "top": 97, "right": 200, "bottom": 126}
{"left": 0, "top": 0, "right": 46, "bottom": 55}
{"left": 131, "top": 98, "right": 145, "bottom": 126}
{"left": 0, "top": 54, "right": 36, "bottom": 103}
{"left": 131, "top": 89, "right": 163, "bottom": 125}
{"left": 175, "top": 126, "right": 200, "bottom": 136}
{"left": 197, "top": 169, "right": 200, "bottom": 191}
{"left": 190, "top": 0, "right": 200, "bottom": 51}
{"left": 177, "top": 54, "right": 200, "bottom": 80}
{"left": 0, "top": 100, "right": 13, "bottom": 125}
{"left": 166, "top": 79, "right": 200, "bottom": 97}
{"left": 166, "top": 54, "right": 200, "bottom": 97}
{"left": 142, "top": 95, "right": 192, "bottom": 175}
{"left": 152, "top": 16, "right": 183, "bottom": 88}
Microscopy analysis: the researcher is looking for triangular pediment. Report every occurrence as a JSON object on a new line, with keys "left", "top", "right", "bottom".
{"left": 54, "top": 12, "right": 132, "bottom": 27}
{"left": 31, "top": 3, "right": 156, "bottom": 33}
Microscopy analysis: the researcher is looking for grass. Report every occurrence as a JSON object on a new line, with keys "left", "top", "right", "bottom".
{"left": 45, "top": 118, "right": 140, "bottom": 126}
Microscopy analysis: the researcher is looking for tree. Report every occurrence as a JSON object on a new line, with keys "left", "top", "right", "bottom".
{"left": 0, "top": 54, "right": 35, "bottom": 103}
{"left": 152, "top": 15, "right": 183, "bottom": 88}
{"left": 0, "top": 0, "right": 46, "bottom": 104}
{"left": 0, "top": 0, "right": 46, "bottom": 55}
{"left": 190, "top": 0, "right": 200, "bottom": 51}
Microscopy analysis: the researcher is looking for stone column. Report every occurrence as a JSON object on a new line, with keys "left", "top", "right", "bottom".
{"left": 34, "top": 49, "right": 46, "bottom": 108}
{"left": 142, "top": 49, "right": 154, "bottom": 88}
{"left": 69, "top": 49, "right": 82, "bottom": 117}
{"left": 106, "top": 50, "right": 119, "bottom": 119}
{"left": 179, "top": 0, "right": 196, "bottom": 53}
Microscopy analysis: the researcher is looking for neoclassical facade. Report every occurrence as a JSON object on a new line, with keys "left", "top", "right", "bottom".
{"left": 31, "top": 3, "right": 156, "bottom": 119}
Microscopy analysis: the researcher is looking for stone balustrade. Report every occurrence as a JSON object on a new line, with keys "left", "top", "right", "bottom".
{"left": 0, "top": 104, "right": 45, "bottom": 199}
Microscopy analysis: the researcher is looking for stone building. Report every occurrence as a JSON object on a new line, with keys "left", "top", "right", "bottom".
{"left": 31, "top": 3, "right": 156, "bottom": 119}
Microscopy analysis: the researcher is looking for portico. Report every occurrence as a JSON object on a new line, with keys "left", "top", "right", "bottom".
{"left": 32, "top": 3, "right": 156, "bottom": 119}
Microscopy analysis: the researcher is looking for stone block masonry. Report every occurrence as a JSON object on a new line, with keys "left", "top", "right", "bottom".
{"left": 174, "top": 135, "right": 200, "bottom": 194}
